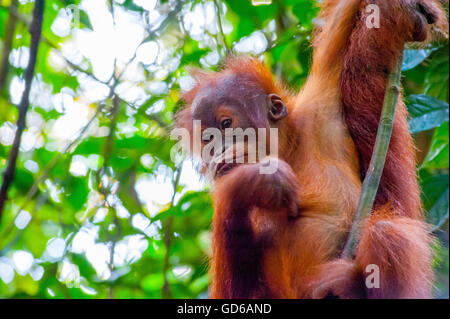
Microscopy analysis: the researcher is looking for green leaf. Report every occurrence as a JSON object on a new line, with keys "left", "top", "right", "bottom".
{"left": 292, "top": 0, "right": 319, "bottom": 29}
{"left": 421, "top": 122, "right": 449, "bottom": 169}
{"left": 73, "top": 137, "right": 106, "bottom": 155}
{"left": 225, "top": 0, "right": 279, "bottom": 40}
{"left": 421, "top": 173, "right": 449, "bottom": 228}
{"left": 122, "top": 0, "right": 145, "bottom": 12}
{"left": 406, "top": 94, "right": 449, "bottom": 133}
{"left": 189, "top": 274, "right": 209, "bottom": 295}
{"left": 141, "top": 273, "right": 164, "bottom": 292}
{"left": 12, "top": 168, "right": 34, "bottom": 193}
{"left": 79, "top": 10, "right": 93, "bottom": 30}
{"left": 71, "top": 254, "right": 97, "bottom": 279}
{"left": 424, "top": 46, "right": 449, "bottom": 101}
{"left": 66, "top": 176, "right": 89, "bottom": 210}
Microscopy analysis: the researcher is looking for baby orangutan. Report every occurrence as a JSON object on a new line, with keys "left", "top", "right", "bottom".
{"left": 175, "top": 0, "right": 448, "bottom": 299}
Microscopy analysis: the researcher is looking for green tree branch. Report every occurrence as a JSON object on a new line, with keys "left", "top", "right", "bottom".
{"left": 0, "top": 0, "right": 18, "bottom": 91}
{"left": 0, "top": 0, "right": 45, "bottom": 219}
{"left": 341, "top": 54, "right": 404, "bottom": 258}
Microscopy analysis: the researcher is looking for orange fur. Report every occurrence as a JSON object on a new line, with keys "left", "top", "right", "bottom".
{"left": 176, "top": 0, "right": 448, "bottom": 299}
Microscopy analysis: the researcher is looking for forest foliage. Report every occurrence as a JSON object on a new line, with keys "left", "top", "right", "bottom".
{"left": 0, "top": 0, "right": 448, "bottom": 298}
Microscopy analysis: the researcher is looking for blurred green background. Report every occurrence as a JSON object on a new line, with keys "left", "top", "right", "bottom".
{"left": 0, "top": 0, "right": 448, "bottom": 299}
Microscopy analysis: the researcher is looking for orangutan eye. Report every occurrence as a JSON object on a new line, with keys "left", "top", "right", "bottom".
{"left": 220, "top": 119, "right": 232, "bottom": 130}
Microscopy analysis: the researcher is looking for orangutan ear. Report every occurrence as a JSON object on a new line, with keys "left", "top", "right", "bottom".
{"left": 267, "top": 93, "right": 288, "bottom": 121}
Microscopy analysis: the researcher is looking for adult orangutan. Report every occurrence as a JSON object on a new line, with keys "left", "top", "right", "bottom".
{"left": 175, "top": 0, "right": 448, "bottom": 298}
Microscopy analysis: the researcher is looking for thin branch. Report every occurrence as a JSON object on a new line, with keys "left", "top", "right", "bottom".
{"left": 430, "top": 214, "right": 449, "bottom": 233}
{"left": 55, "top": 49, "right": 111, "bottom": 85}
{"left": 108, "top": 239, "right": 116, "bottom": 299}
{"left": 145, "top": 0, "right": 183, "bottom": 37}
{"left": 94, "top": 95, "right": 120, "bottom": 256}
{"left": 213, "top": 0, "right": 230, "bottom": 53}
{"left": 0, "top": 0, "right": 44, "bottom": 219}
{"left": 99, "top": 95, "right": 120, "bottom": 180}
{"left": 0, "top": 0, "right": 18, "bottom": 91}
{"left": 121, "top": 98, "right": 169, "bottom": 133}
{"left": 341, "top": 54, "right": 404, "bottom": 258}
{"left": 0, "top": 4, "right": 30, "bottom": 25}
